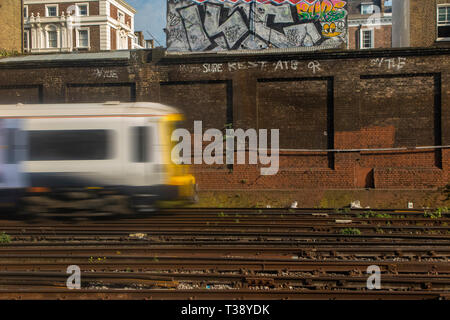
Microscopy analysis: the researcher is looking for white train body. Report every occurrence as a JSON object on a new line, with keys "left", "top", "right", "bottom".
{"left": 0, "top": 102, "right": 196, "bottom": 210}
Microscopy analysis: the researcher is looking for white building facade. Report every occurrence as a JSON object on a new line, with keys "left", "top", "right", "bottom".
{"left": 23, "top": 0, "right": 142, "bottom": 53}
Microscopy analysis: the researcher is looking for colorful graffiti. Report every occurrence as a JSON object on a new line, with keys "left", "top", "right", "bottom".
{"left": 322, "top": 22, "right": 341, "bottom": 37}
{"left": 189, "top": 0, "right": 343, "bottom": 5}
{"left": 296, "top": 0, "right": 347, "bottom": 22}
{"left": 166, "top": 0, "right": 348, "bottom": 52}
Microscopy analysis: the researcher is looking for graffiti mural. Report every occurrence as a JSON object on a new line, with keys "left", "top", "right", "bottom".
{"left": 296, "top": 0, "right": 347, "bottom": 22}
{"left": 166, "top": 0, "right": 348, "bottom": 52}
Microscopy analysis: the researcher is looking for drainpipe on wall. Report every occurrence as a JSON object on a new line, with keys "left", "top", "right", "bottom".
{"left": 358, "top": 24, "right": 362, "bottom": 50}
{"left": 21, "top": 0, "right": 24, "bottom": 53}
{"left": 392, "top": 0, "right": 410, "bottom": 47}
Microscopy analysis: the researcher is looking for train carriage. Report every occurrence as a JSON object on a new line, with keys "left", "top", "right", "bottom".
{"left": 0, "top": 102, "right": 197, "bottom": 214}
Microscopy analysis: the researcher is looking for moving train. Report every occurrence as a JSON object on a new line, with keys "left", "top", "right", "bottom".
{"left": 0, "top": 102, "right": 197, "bottom": 214}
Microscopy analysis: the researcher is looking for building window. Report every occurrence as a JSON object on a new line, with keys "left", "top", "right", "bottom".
{"left": 118, "top": 30, "right": 128, "bottom": 49}
{"left": 47, "top": 27, "right": 58, "bottom": 48}
{"left": 438, "top": 5, "right": 450, "bottom": 40}
{"left": 145, "top": 39, "right": 154, "bottom": 49}
{"left": 118, "top": 11, "right": 125, "bottom": 24}
{"left": 46, "top": 5, "right": 58, "bottom": 17}
{"left": 45, "top": 25, "right": 59, "bottom": 49}
{"left": 48, "top": 32, "right": 57, "bottom": 48}
{"left": 77, "top": 3, "right": 89, "bottom": 16}
{"left": 360, "top": 29, "right": 374, "bottom": 49}
{"left": 77, "top": 29, "right": 89, "bottom": 48}
{"left": 23, "top": 30, "right": 30, "bottom": 51}
{"left": 384, "top": 0, "right": 392, "bottom": 14}
{"left": 361, "top": 3, "right": 375, "bottom": 15}
{"left": 23, "top": 6, "right": 28, "bottom": 18}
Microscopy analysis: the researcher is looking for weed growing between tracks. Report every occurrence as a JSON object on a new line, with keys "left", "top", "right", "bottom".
{"left": 335, "top": 208, "right": 353, "bottom": 214}
{"left": 89, "top": 257, "right": 107, "bottom": 263}
{"left": 424, "top": 207, "right": 449, "bottom": 219}
{"left": 340, "top": 228, "right": 362, "bottom": 235}
{"left": 354, "top": 211, "right": 393, "bottom": 219}
{"left": 0, "top": 232, "right": 11, "bottom": 244}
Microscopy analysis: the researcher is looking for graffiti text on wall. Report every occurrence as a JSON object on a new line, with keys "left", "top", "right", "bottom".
{"left": 179, "top": 59, "right": 322, "bottom": 74}
{"left": 167, "top": 0, "right": 348, "bottom": 52}
{"left": 370, "top": 57, "right": 407, "bottom": 71}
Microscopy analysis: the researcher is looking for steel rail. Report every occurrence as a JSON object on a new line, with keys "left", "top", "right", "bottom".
{"left": 0, "top": 207, "right": 438, "bottom": 218}
{"left": 2, "top": 271, "right": 450, "bottom": 282}
{"left": 0, "top": 259, "right": 448, "bottom": 273}
{"left": 160, "top": 208, "right": 441, "bottom": 214}
{"left": 1, "top": 272, "right": 449, "bottom": 291}
{"left": 0, "top": 289, "right": 447, "bottom": 300}
{"left": 1, "top": 219, "right": 448, "bottom": 228}
{"left": 2, "top": 216, "right": 448, "bottom": 225}
{"left": 3, "top": 239, "right": 450, "bottom": 247}
{"left": 0, "top": 245, "right": 449, "bottom": 257}
{"left": 5, "top": 229, "right": 450, "bottom": 239}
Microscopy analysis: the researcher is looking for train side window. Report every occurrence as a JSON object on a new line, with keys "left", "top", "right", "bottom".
{"left": 5, "top": 128, "right": 27, "bottom": 164}
{"left": 28, "top": 130, "right": 112, "bottom": 161}
{"left": 131, "top": 126, "right": 151, "bottom": 163}
{"left": 6, "top": 128, "right": 17, "bottom": 164}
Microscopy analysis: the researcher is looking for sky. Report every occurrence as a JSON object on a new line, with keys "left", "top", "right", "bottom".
{"left": 127, "top": 0, "right": 394, "bottom": 48}
{"left": 126, "top": 0, "right": 167, "bottom": 47}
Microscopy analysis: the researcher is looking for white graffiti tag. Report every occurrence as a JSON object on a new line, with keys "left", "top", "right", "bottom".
{"left": 94, "top": 68, "right": 119, "bottom": 79}
{"left": 370, "top": 57, "right": 407, "bottom": 71}
{"left": 308, "top": 61, "right": 322, "bottom": 74}
{"left": 192, "top": 60, "right": 322, "bottom": 74}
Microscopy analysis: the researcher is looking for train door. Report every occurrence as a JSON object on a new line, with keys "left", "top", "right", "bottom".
{"left": 124, "top": 117, "right": 159, "bottom": 188}
{"left": 0, "top": 119, "right": 28, "bottom": 191}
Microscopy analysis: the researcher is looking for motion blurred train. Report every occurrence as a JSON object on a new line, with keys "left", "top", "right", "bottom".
{"left": 0, "top": 102, "right": 197, "bottom": 214}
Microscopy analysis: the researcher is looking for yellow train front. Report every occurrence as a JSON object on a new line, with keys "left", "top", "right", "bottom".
{"left": 0, "top": 102, "right": 197, "bottom": 214}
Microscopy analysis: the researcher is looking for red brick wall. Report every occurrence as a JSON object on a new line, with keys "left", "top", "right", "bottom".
{"left": 27, "top": 1, "right": 99, "bottom": 16}
{"left": 410, "top": 0, "right": 448, "bottom": 47}
{"left": 110, "top": 3, "right": 131, "bottom": 26}
{"left": 110, "top": 27, "right": 117, "bottom": 50}
{"left": 0, "top": 86, "right": 42, "bottom": 104}
{"left": 348, "top": 25, "right": 392, "bottom": 50}
{"left": 256, "top": 79, "right": 329, "bottom": 150}
{"left": 71, "top": 26, "right": 99, "bottom": 52}
{"left": 66, "top": 84, "right": 134, "bottom": 103}
{"left": 150, "top": 49, "right": 449, "bottom": 190}
{"left": 89, "top": 25, "right": 100, "bottom": 52}
{"left": 110, "top": 3, "right": 118, "bottom": 20}
{"left": 0, "top": 48, "right": 448, "bottom": 191}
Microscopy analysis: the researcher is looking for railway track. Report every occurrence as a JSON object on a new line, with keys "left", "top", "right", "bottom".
{"left": 1, "top": 244, "right": 449, "bottom": 257}
{"left": 0, "top": 208, "right": 449, "bottom": 300}
{"left": 1, "top": 289, "right": 447, "bottom": 300}
{"left": 2, "top": 270, "right": 450, "bottom": 290}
